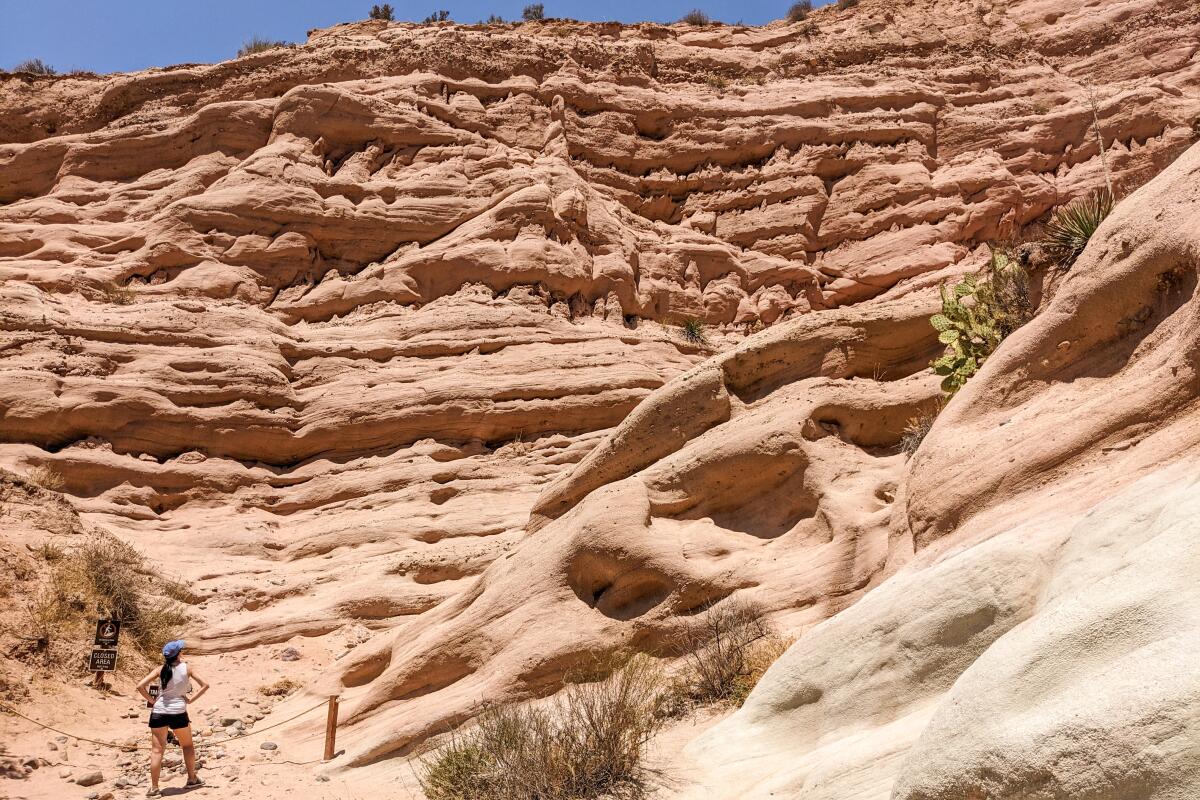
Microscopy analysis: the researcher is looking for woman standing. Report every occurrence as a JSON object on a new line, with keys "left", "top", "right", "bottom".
{"left": 136, "top": 639, "right": 209, "bottom": 796}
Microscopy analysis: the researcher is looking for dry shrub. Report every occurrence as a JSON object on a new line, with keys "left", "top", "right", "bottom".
{"left": 837, "top": 0, "right": 859, "bottom": 8}
{"left": 260, "top": 677, "right": 302, "bottom": 698}
{"left": 900, "top": 402, "right": 942, "bottom": 459}
{"left": 6, "top": 533, "right": 190, "bottom": 670}
{"left": 237, "top": 36, "right": 288, "bottom": 58}
{"left": 14, "top": 58, "right": 56, "bottom": 75}
{"left": 729, "top": 634, "right": 792, "bottom": 706}
{"left": 26, "top": 464, "right": 65, "bottom": 492}
{"left": 680, "top": 9, "right": 711, "bottom": 25}
{"left": 34, "top": 539, "right": 66, "bottom": 563}
{"left": 667, "top": 600, "right": 783, "bottom": 710}
{"left": 787, "top": 0, "right": 813, "bottom": 21}
{"left": 420, "top": 655, "right": 665, "bottom": 800}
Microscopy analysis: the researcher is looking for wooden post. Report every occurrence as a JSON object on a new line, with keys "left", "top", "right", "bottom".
{"left": 93, "top": 670, "right": 105, "bottom": 689}
{"left": 323, "top": 695, "right": 339, "bottom": 761}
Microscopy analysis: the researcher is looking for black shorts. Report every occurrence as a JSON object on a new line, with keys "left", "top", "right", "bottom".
{"left": 148, "top": 712, "right": 190, "bottom": 730}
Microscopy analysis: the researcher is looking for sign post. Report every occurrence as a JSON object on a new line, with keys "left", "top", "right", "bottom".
{"left": 323, "top": 695, "right": 340, "bottom": 761}
{"left": 90, "top": 618, "right": 121, "bottom": 687}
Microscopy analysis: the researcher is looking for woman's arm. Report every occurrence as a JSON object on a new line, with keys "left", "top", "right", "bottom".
{"left": 187, "top": 669, "right": 210, "bottom": 705}
{"left": 135, "top": 668, "right": 159, "bottom": 703}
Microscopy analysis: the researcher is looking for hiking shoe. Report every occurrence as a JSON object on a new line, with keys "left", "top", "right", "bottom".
{"left": 186, "top": 776, "right": 205, "bottom": 787}
{"left": 146, "top": 790, "right": 161, "bottom": 798}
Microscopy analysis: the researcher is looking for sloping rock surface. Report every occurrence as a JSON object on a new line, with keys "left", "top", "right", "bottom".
{"left": 0, "top": 0, "right": 1198, "bottom": 791}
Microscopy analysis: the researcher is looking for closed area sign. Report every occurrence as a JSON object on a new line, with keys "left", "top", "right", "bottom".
{"left": 89, "top": 648, "right": 118, "bottom": 672}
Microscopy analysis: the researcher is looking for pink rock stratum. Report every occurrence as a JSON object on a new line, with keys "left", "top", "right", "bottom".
{"left": 1, "top": 0, "right": 1199, "bottom": 797}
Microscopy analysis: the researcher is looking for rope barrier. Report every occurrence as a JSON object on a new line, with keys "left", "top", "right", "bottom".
{"left": 0, "top": 699, "right": 330, "bottom": 752}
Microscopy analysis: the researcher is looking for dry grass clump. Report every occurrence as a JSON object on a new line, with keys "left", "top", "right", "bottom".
{"left": 237, "top": 37, "right": 289, "bottom": 58}
{"left": 900, "top": 403, "right": 942, "bottom": 459}
{"left": 8, "top": 533, "right": 190, "bottom": 670}
{"left": 420, "top": 655, "right": 665, "bottom": 800}
{"left": 259, "top": 677, "right": 302, "bottom": 698}
{"left": 14, "top": 58, "right": 56, "bottom": 75}
{"left": 665, "top": 600, "right": 787, "bottom": 711}
{"left": 680, "top": 9, "right": 712, "bottom": 25}
{"left": 25, "top": 464, "right": 65, "bottom": 492}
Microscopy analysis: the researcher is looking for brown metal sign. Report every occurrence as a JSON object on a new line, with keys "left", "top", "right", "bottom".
{"left": 89, "top": 648, "right": 118, "bottom": 672}
{"left": 94, "top": 618, "right": 121, "bottom": 647}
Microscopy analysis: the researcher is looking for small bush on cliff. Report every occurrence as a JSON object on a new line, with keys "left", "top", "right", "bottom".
{"left": 1042, "top": 191, "right": 1113, "bottom": 269}
{"left": 837, "top": 0, "right": 859, "bottom": 8}
{"left": 787, "top": 0, "right": 813, "bottom": 21}
{"left": 930, "top": 249, "right": 1033, "bottom": 395}
{"left": 423, "top": 9, "right": 451, "bottom": 23}
{"left": 369, "top": 3, "right": 395, "bottom": 20}
{"left": 13, "top": 58, "right": 56, "bottom": 75}
{"left": 663, "top": 600, "right": 787, "bottom": 711}
{"left": 679, "top": 318, "right": 708, "bottom": 345}
{"left": 681, "top": 9, "right": 712, "bottom": 25}
{"left": 26, "top": 464, "right": 65, "bottom": 492}
{"left": 237, "top": 37, "right": 289, "bottom": 57}
{"left": 420, "top": 655, "right": 664, "bottom": 800}
{"left": 900, "top": 403, "right": 942, "bottom": 459}
{"left": 522, "top": 3, "right": 545, "bottom": 20}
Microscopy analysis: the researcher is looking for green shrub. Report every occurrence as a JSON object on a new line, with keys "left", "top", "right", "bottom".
{"left": 679, "top": 318, "right": 708, "bottom": 345}
{"left": 420, "top": 655, "right": 664, "bottom": 800}
{"left": 522, "top": 3, "right": 545, "bottom": 20}
{"left": 422, "top": 9, "right": 451, "bottom": 22}
{"left": 237, "top": 36, "right": 288, "bottom": 58}
{"left": 369, "top": 3, "right": 395, "bottom": 20}
{"left": 1042, "top": 191, "right": 1113, "bottom": 269}
{"left": 14, "top": 58, "right": 56, "bottom": 75}
{"left": 930, "top": 249, "right": 1033, "bottom": 395}
{"left": 485, "top": 14, "right": 506, "bottom": 23}
{"left": 787, "top": 0, "right": 813, "bottom": 21}
{"left": 681, "top": 9, "right": 712, "bottom": 25}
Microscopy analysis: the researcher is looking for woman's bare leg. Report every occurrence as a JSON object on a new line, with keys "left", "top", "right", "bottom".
{"left": 149, "top": 727, "right": 169, "bottom": 789}
{"left": 174, "top": 725, "right": 198, "bottom": 782}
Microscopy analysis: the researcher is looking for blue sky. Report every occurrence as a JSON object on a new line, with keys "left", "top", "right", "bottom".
{"left": 1, "top": 0, "right": 824, "bottom": 75}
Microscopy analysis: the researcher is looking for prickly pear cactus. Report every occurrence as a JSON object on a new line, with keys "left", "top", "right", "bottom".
{"left": 930, "top": 274, "right": 1002, "bottom": 394}
{"left": 930, "top": 249, "right": 1032, "bottom": 395}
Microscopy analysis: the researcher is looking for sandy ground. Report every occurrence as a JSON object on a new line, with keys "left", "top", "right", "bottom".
{"left": 3, "top": 632, "right": 730, "bottom": 800}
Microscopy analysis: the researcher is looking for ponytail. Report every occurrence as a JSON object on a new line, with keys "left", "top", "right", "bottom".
{"left": 160, "top": 655, "right": 175, "bottom": 688}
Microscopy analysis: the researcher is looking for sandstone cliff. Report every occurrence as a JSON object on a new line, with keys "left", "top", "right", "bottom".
{"left": 1, "top": 0, "right": 1199, "bottom": 797}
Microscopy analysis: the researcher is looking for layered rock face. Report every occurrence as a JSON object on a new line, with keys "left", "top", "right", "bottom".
{"left": 1, "top": 0, "right": 1199, "bottom": 794}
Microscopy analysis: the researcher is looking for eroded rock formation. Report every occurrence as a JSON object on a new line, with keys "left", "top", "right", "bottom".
{"left": 1, "top": 0, "right": 1199, "bottom": 795}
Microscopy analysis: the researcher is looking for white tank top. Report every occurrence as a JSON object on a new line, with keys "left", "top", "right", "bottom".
{"left": 153, "top": 661, "right": 190, "bottom": 715}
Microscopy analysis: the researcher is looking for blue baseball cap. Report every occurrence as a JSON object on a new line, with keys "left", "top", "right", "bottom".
{"left": 162, "top": 639, "right": 186, "bottom": 659}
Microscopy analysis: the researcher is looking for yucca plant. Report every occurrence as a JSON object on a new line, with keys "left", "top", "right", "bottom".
{"left": 679, "top": 318, "right": 708, "bottom": 345}
{"left": 1042, "top": 191, "right": 1113, "bottom": 268}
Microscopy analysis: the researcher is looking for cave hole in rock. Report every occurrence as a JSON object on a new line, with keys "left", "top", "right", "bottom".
{"left": 567, "top": 550, "right": 676, "bottom": 621}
